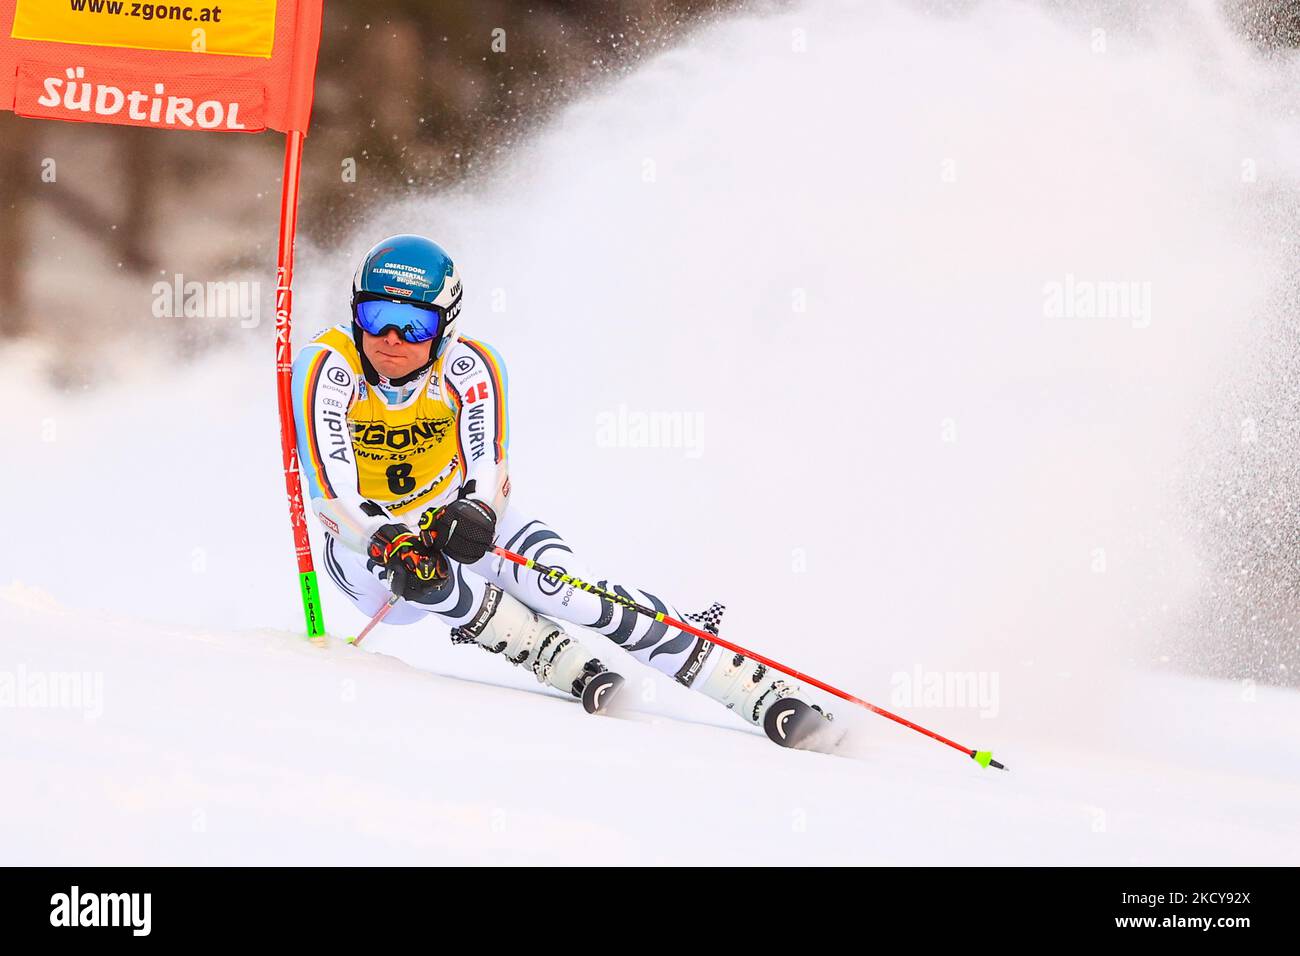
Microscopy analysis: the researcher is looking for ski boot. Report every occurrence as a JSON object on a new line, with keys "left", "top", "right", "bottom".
{"left": 698, "top": 649, "right": 834, "bottom": 748}
{"left": 452, "top": 586, "right": 625, "bottom": 714}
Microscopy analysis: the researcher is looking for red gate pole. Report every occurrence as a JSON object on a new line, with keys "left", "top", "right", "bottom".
{"left": 274, "top": 128, "right": 326, "bottom": 640}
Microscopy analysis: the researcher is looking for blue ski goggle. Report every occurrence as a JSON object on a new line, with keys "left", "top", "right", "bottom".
{"left": 352, "top": 293, "right": 457, "bottom": 345}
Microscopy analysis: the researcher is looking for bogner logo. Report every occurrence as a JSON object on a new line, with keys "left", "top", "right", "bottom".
{"left": 352, "top": 417, "right": 452, "bottom": 450}
{"left": 466, "top": 404, "right": 488, "bottom": 461}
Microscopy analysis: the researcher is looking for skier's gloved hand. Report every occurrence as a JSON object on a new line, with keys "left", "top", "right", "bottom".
{"left": 367, "top": 523, "right": 448, "bottom": 603}
{"left": 418, "top": 498, "right": 497, "bottom": 565}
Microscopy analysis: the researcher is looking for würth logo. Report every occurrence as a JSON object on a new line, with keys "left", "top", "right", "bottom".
{"left": 49, "top": 885, "right": 152, "bottom": 936}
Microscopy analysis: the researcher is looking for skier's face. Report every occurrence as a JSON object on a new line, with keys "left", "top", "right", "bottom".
{"left": 361, "top": 328, "right": 434, "bottom": 379}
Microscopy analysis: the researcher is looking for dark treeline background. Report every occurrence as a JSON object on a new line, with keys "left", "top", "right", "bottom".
{"left": 0, "top": 0, "right": 731, "bottom": 343}
{"left": 0, "top": 0, "right": 1296, "bottom": 346}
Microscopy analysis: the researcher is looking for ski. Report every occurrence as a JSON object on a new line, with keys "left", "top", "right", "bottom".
{"left": 581, "top": 670, "right": 626, "bottom": 715}
{"left": 763, "top": 697, "right": 840, "bottom": 751}
{"left": 338, "top": 634, "right": 854, "bottom": 754}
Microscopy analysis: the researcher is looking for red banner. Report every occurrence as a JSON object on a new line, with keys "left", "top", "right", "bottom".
{"left": 0, "top": 0, "right": 321, "bottom": 133}
{"left": 0, "top": 0, "right": 327, "bottom": 636}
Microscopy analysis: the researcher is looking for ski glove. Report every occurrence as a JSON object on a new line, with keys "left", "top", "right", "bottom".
{"left": 418, "top": 498, "right": 497, "bottom": 565}
{"left": 367, "top": 523, "right": 449, "bottom": 603}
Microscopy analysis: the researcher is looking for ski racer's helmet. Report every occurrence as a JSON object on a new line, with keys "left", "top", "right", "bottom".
{"left": 351, "top": 234, "right": 464, "bottom": 366}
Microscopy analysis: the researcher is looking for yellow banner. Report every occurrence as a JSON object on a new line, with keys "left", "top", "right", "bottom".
{"left": 11, "top": 0, "right": 278, "bottom": 59}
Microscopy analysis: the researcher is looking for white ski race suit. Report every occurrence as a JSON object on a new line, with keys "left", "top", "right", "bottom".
{"left": 292, "top": 324, "right": 723, "bottom": 690}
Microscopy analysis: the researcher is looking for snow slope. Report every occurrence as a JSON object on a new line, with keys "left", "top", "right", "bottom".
{"left": 4, "top": 0, "right": 1300, "bottom": 864}
{"left": 4, "top": 581, "right": 1298, "bottom": 865}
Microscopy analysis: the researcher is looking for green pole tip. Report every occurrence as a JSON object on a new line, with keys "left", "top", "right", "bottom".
{"left": 971, "top": 750, "right": 1008, "bottom": 771}
{"left": 298, "top": 570, "right": 328, "bottom": 638}
{"left": 344, "top": 635, "right": 356, "bottom": 645}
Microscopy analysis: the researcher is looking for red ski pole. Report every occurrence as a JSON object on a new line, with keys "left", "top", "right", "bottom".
{"left": 492, "top": 545, "right": 1006, "bottom": 770}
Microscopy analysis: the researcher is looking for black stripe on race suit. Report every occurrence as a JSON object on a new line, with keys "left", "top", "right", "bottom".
{"left": 650, "top": 626, "right": 698, "bottom": 664}
{"left": 590, "top": 580, "right": 616, "bottom": 630}
{"left": 623, "top": 586, "right": 670, "bottom": 653}
{"left": 324, "top": 535, "right": 361, "bottom": 600}
{"left": 502, "top": 520, "right": 539, "bottom": 554}
{"left": 433, "top": 561, "right": 479, "bottom": 621}
{"left": 510, "top": 526, "right": 567, "bottom": 583}
{"left": 500, "top": 519, "right": 539, "bottom": 581}
{"left": 605, "top": 584, "right": 640, "bottom": 646}
{"left": 628, "top": 589, "right": 700, "bottom": 665}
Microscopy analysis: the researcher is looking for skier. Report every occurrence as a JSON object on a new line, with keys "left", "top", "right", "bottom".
{"left": 292, "top": 234, "right": 830, "bottom": 743}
